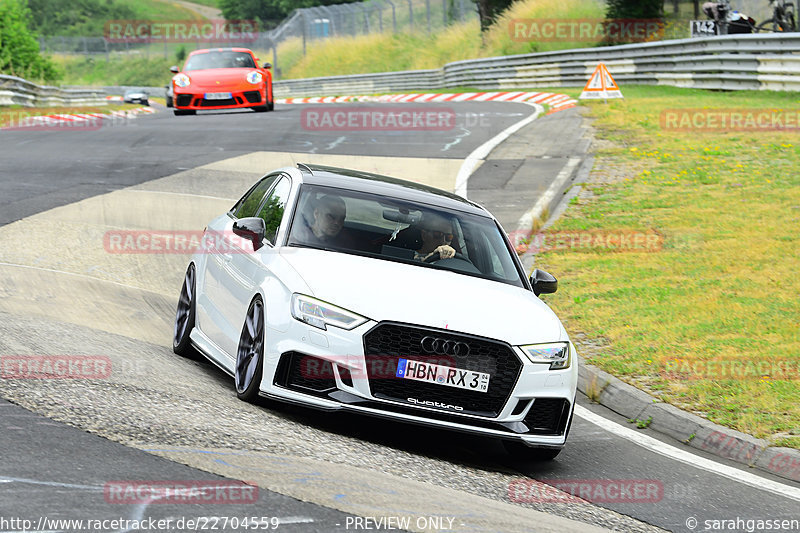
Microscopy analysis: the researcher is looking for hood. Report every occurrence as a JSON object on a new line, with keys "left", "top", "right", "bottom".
{"left": 184, "top": 68, "right": 256, "bottom": 89}
{"left": 279, "top": 248, "right": 564, "bottom": 346}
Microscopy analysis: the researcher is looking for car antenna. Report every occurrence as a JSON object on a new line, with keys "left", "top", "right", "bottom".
{"left": 297, "top": 163, "right": 313, "bottom": 174}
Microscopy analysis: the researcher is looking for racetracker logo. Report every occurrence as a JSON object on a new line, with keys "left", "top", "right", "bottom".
{"left": 508, "top": 479, "right": 664, "bottom": 504}
{"left": 300, "top": 107, "right": 456, "bottom": 131}
{"left": 509, "top": 229, "right": 665, "bottom": 255}
{"left": 1, "top": 355, "right": 111, "bottom": 379}
{"left": 104, "top": 481, "right": 258, "bottom": 504}
{"left": 1, "top": 111, "right": 104, "bottom": 132}
{"left": 104, "top": 19, "right": 258, "bottom": 43}
{"left": 509, "top": 18, "right": 664, "bottom": 43}
{"left": 299, "top": 355, "right": 458, "bottom": 380}
{"left": 660, "top": 109, "right": 800, "bottom": 131}
{"left": 103, "top": 230, "right": 258, "bottom": 254}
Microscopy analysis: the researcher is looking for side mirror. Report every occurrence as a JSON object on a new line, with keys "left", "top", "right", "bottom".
{"left": 263, "top": 62, "right": 272, "bottom": 69}
{"left": 530, "top": 268, "right": 557, "bottom": 296}
{"left": 232, "top": 217, "right": 266, "bottom": 251}
{"left": 169, "top": 66, "right": 179, "bottom": 74}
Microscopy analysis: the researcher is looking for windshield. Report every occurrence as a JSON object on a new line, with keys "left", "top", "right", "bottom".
{"left": 184, "top": 51, "right": 256, "bottom": 71}
{"left": 287, "top": 184, "right": 525, "bottom": 288}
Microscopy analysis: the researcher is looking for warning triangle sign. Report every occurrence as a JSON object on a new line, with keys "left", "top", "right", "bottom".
{"left": 579, "top": 63, "right": 623, "bottom": 100}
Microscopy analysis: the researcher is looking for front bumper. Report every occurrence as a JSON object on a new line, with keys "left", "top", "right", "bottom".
{"left": 261, "top": 319, "right": 578, "bottom": 448}
{"left": 174, "top": 87, "right": 267, "bottom": 110}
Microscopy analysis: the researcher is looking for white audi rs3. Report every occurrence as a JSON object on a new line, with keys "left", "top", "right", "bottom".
{"left": 173, "top": 163, "right": 578, "bottom": 459}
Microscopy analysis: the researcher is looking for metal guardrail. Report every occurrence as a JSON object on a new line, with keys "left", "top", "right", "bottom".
{"left": 273, "top": 33, "right": 800, "bottom": 97}
{"left": 7, "top": 34, "right": 800, "bottom": 106}
{"left": 0, "top": 75, "right": 107, "bottom": 107}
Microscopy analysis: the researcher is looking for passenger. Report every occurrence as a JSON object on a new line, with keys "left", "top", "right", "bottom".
{"left": 298, "top": 194, "right": 354, "bottom": 248}
{"left": 415, "top": 213, "right": 456, "bottom": 261}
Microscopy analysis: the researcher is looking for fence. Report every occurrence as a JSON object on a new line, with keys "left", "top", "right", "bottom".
{"left": 0, "top": 74, "right": 106, "bottom": 107}
{"left": 39, "top": 0, "right": 478, "bottom": 61}
{"left": 272, "top": 33, "right": 800, "bottom": 96}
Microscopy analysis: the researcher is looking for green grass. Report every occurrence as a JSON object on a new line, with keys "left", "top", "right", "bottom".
{"left": 178, "top": 0, "right": 219, "bottom": 8}
{"left": 533, "top": 85, "right": 800, "bottom": 445}
{"left": 276, "top": 0, "right": 606, "bottom": 79}
{"left": 53, "top": 54, "right": 178, "bottom": 87}
{"left": 127, "top": 0, "right": 204, "bottom": 21}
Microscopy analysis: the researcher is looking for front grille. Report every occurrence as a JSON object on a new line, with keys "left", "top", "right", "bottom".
{"left": 200, "top": 97, "right": 239, "bottom": 107}
{"left": 524, "top": 398, "right": 570, "bottom": 435}
{"left": 363, "top": 322, "right": 522, "bottom": 417}
{"left": 274, "top": 352, "right": 336, "bottom": 397}
{"left": 243, "top": 91, "right": 262, "bottom": 103}
{"left": 176, "top": 95, "right": 193, "bottom": 107}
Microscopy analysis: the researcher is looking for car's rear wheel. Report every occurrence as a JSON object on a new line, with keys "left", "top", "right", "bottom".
{"left": 173, "top": 264, "right": 198, "bottom": 357}
{"left": 235, "top": 297, "right": 265, "bottom": 402}
{"left": 502, "top": 440, "right": 563, "bottom": 461}
{"left": 174, "top": 109, "right": 196, "bottom": 116}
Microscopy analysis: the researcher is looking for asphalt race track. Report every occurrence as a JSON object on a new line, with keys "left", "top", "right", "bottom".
{"left": 0, "top": 103, "right": 798, "bottom": 533}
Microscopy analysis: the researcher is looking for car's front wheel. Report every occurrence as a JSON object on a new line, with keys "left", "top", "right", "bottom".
{"left": 174, "top": 109, "right": 196, "bottom": 116}
{"left": 235, "top": 296, "right": 265, "bottom": 402}
{"left": 173, "top": 263, "right": 197, "bottom": 357}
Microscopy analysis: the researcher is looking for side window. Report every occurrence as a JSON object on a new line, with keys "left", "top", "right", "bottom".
{"left": 256, "top": 177, "right": 291, "bottom": 245}
{"left": 231, "top": 175, "right": 278, "bottom": 218}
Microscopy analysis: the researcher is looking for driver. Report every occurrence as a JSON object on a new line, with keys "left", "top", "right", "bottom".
{"left": 415, "top": 213, "right": 456, "bottom": 262}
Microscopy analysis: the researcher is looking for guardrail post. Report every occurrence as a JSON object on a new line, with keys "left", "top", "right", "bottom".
{"left": 426, "top": 0, "right": 431, "bottom": 33}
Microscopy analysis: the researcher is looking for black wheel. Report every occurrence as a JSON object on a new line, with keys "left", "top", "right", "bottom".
{"left": 251, "top": 106, "right": 268, "bottom": 113}
{"left": 173, "top": 264, "right": 198, "bottom": 357}
{"left": 235, "top": 297, "right": 265, "bottom": 402}
{"left": 166, "top": 96, "right": 173, "bottom": 107}
{"left": 174, "top": 109, "right": 196, "bottom": 116}
{"left": 756, "top": 18, "right": 779, "bottom": 32}
{"left": 503, "top": 441, "right": 562, "bottom": 461}
{"left": 267, "top": 100, "right": 274, "bottom": 111}
{"left": 782, "top": 11, "right": 796, "bottom": 31}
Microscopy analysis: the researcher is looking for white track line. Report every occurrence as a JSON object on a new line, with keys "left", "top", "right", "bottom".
{"left": 515, "top": 157, "right": 581, "bottom": 234}
{"left": 454, "top": 103, "right": 544, "bottom": 199}
{"left": 575, "top": 405, "right": 800, "bottom": 502}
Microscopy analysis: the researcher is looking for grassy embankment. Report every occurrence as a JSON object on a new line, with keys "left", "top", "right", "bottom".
{"left": 53, "top": 0, "right": 607, "bottom": 85}
{"left": 532, "top": 85, "right": 799, "bottom": 447}
{"left": 50, "top": 0, "right": 204, "bottom": 87}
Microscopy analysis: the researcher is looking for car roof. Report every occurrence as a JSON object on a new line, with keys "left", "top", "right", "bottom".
{"left": 188, "top": 47, "right": 254, "bottom": 55}
{"left": 294, "top": 164, "right": 491, "bottom": 218}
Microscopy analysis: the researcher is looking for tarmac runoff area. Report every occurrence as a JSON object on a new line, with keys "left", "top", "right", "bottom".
{"left": 0, "top": 151, "right": 665, "bottom": 532}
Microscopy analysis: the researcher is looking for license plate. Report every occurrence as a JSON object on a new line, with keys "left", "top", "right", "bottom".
{"left": 204, "top": 92, "right": 232, "bottom": 100}
{"left": 396, "top": 358, "right": 490, "bottom": 393}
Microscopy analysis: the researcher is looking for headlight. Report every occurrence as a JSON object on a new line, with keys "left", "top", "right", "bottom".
{"left": 520, "top": 342, "right": 571, "bottom": 370}
{"left": 246, "top": 71, "right": 263, "bottom": 84}
{"left": 291, "top": 294, "right": 368, "bottom": 331}
{"left": 173, "top": 74, "right": 190, "bottom": 88}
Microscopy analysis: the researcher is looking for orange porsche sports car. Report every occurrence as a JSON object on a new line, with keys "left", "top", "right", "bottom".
{"left": 170, "top": 48, "right": 274, "bottom": 115}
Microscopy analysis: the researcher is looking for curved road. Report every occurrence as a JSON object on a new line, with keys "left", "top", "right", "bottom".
{"left": 0, "top": 103, "right": 797, "bottom": 533}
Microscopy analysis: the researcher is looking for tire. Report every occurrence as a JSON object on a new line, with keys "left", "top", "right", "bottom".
{"left": 174, "top": 109, "right": 196, "bottom": 116}
{"left": 166, "top": 96, "right": 173, "bottom": 108}
{"left": 756, "top": 18, "right": 778, "bottom": 32}
{"left": 503, "top": 440, "right": 563, "bottom": 461}
{"left": 235, "top": 297, "right": 265, "bottom": 402}
{"left": 251, "top": 106, "right": 268, "bottom": 113}
{"left": 173, "top": 263, "right": 198, "bottom": 357}
{"left": 267, "top": 100, "right": 274, "bottom": 111}
{"left": 782, "top": 12, "right": 796, "bottom": 31}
